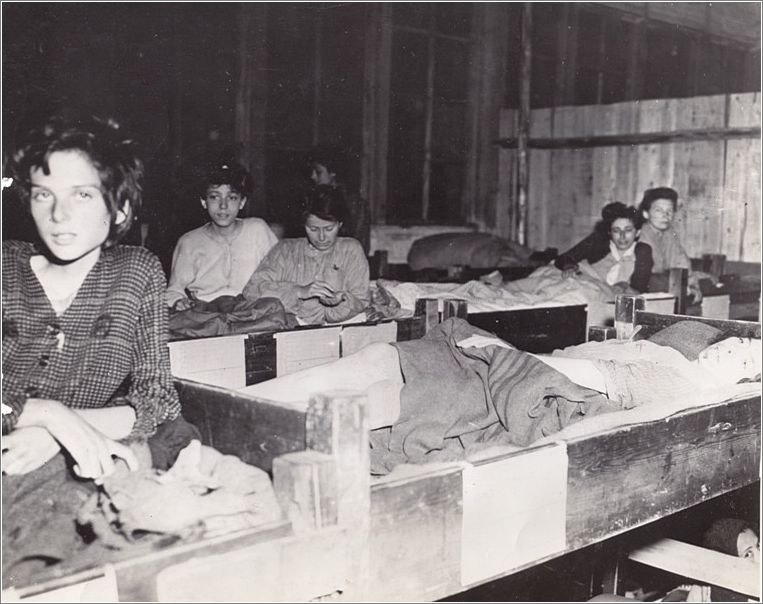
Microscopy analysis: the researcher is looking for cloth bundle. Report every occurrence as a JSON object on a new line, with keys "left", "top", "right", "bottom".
{"left": 168, "top": 295, "right": 296, "bottom": 339}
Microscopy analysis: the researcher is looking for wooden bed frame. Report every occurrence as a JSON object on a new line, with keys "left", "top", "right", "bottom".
{"left": 8, "top": 312, "right": 760, "bottom": 602}
{"left": 168, "top": 297, "right": 589, "bottom": 389}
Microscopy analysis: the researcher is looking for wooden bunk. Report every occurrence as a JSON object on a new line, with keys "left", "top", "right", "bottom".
{"left": 168, "top": 297, "right": 588, "bottom": 389}
{"left": 7, "top": 311, "right": 760, "bottom": 602}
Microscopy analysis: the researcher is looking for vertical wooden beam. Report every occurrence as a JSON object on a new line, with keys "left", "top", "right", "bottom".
{"left": 421, "top": 9, "right": 435, "bottom": 220}
{"left": 361, "top": 4, "right": 392, "bottom": 224}
{"left": 442, "top": 298, "right": 468, "bottom": 321}
{"left": 515, "top": 3, "right": 532, "bottom": 246}
{"left": 669, "top": 268, "right": 689, "bottom": 314}
{"left": 554, "top": 4, "right": 572, "bottom": 107}
{"left": 414, "top": 298, "right": 440, "bottom": 333}
{"left": 312, "top": 12, "right": 323, "bottom": 147}
{"left": 306, "top": 391, "right": 370, "bottom": 598}
{"left": 625, "top": 18, "right": 645, "bottom": 101}
{"left": 614, "top": 294, "right": 645, "bottom": 340}
{"left": 234, "top": 3, "right": 268, "bottom": 217}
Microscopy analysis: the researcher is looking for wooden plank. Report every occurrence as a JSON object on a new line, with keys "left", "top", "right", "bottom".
{"left": 467, "top": 304, "right": 587, "bottom": 353}
{"left": 633, "top": 309, "right": 761, "bottom": 340}
{"left": 116, "top": 521, "right": 293, "bottom": 601}
{"left": 566, "top": 395, "right": 761, "bottom": 549}
{"left": 629, "top": 538, "right": 760, "bottom": 597}
{"left": 366, "top": 466, "right": 463, "bottom": 601}
{"left": 153, "top": 527, "right": 350, "bottom": 602}
{"left": 177, "top": 379, "right": 306, "bottom": 472}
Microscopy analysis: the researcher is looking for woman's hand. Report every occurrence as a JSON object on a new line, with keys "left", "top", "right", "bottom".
{"left": 1, "top": 426, "right": 61, "bottom": 475}
{"left": 298, "top": 281, "right": 337, "bottom": 301}
{"left": 17, "top": 398, "right": 140, "bottom": 481}
{"left": 172, "top": 297, "right": 194, "bottom": 312}
{"left": 319, "top": 291, "right": 347, "bottom": 307}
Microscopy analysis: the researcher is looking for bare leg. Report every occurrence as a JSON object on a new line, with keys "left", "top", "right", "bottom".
{"left": 241, "top": 343, "right": 404, "bottom": 429}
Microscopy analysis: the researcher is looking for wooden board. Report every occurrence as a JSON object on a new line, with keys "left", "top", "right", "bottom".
{"left": 467, "top": 304, "right": 587, "bottom": 353}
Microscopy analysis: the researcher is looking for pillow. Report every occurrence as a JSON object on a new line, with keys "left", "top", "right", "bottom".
{"left": 647, "top": 320, "right": 723, "bottom": 361}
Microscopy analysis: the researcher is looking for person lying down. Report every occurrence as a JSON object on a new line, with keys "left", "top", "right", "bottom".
{"left": 243, "top": 318, "right": 761, "bottom": 474}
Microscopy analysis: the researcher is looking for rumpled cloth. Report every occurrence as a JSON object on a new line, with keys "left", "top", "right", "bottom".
{"left": 168, "top": 295, "right": 296, "bottom": 339}
{"left": 78, "top": 440, "right": 282, "bottom": 549}
{"left": 2, "top": 440, "right": 282, "bottom": 589}
{"left": 407, "top": 232, "right": 535, "bottom": 270}
{"left": 370, "top": 318, "right": 619, "bottom": 474}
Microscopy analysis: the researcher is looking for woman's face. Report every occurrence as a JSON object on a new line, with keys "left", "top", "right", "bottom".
{"left": 202, "top": 184, "right": 246, "bottom": 229}
{"left": 696, "top": 337, "right": 762, "bottom": 385}
{"left": 30, "top": 150, "right": 117, "bottom": 265}
{"left": 643, "top": 198, "right": 675, "bottom": 231}
{"left": 310, "top": 163, "right": 336, "bottom": 187}
{"left": 609, "top": 217, "right": 638, "bottom": 251}
{"left": 737, "top": 528, "right": 760, "bottom": 564}
{"left": 304, "top": 213, "right": 341, "bottom": 251}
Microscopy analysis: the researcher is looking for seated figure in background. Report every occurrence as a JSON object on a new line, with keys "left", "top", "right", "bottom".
{"left": 243, "top": 185, "right": 370, "bottom": 325}
{"left": 555, "top": 202, "right": 653, "bottom": 294}
{"left": 167, "top": 160, "right": 277, "bottom": 310}
{"left": 637, "top": 186, "right": 702, "bottom": 301}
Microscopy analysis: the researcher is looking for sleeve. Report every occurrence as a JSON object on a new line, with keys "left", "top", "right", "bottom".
{"left": 166, "top": 234, "right": 196, "bottom": 307}
{"left": 554, "top": 231, "right": 607, "bottom": 270}
{"left": 630, "top": 242, "right": 654, "bottom": 292}
{"left": 116, "top": 254, "right": 181, "bottom": 438}
{"left": 324, "top": 240, "right": 371, "bottom": 323}
{"left": 1, "top": 247, "right": 25, "bottom": 434}
{"left": 668, "top": 231, "right": 691, "bottom": 270}
{"left": 242, "top": 243, "right": 304, "bottom": 313}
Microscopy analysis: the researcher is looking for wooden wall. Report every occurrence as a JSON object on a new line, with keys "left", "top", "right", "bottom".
{"left": 497, "top": 92, "right": 761, "bottom": 262}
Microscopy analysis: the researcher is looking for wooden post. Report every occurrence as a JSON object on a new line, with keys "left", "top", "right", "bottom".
{"left": 305, "top": 391, "right": 370, "bottom": 598}
{"left": 442, "top": 299, "right": 468, "bottom": 321}
{"left": 414, "top": 298, "right": 440, "bottom": 333}
{"left": 702, "top": 253, "right": 726, "bottom": 280}
{"left": 372, "top": 249, "right": 389, "bottom": 279}
{"left": 588, "top": 325, "right": 617, "bottom": 342}
{"left": 669, "top": 268, "right": 689, "bottom": 314}
{"left": 614, "top": 294, "right": 645, "bottom": 340}
{"left": 515, "top": 2, "right": 532, "bottom": 246}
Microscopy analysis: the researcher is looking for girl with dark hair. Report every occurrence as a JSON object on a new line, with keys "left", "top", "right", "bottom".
{"left": 2, "top": 115, "right": 194, "bottom": 479}
{"left": 243, "top": 185, "right": 370, "bottom": 324}
{"left": 166, "top": 160, "right": 277, "bottom": 310}
{"left": 554, "top": 202, "right": 654, "bottom": 293}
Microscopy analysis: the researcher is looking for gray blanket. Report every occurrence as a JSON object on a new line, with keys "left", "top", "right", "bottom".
{"left": 370, "top": 318, "right": 619, "bottom": 474}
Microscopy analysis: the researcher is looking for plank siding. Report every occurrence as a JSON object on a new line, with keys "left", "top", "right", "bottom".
{"left": 496, "top": 93, "right": 760, "bottom": 261}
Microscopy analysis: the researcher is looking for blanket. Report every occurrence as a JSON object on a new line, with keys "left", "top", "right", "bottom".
{"left": 169, "top": 295, "right": 296, "bottom": 339}
{"left": 407, "top": 232, "right": 535, "bottom": 270}
{"left": 379, "top": 263, "right": 615, "bottom": 314}
{"left": 369, "top": 318, "right": 619, "bottom": 474}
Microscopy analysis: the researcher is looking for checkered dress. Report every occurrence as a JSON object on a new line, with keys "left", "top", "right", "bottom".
{"left": 2, "top": 241, "right": 180, "bottom": 437}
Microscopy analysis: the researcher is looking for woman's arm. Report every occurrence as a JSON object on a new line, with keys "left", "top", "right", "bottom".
{"left": 554, "top": 231, "right": 608, "bottom": 271}
{"left": 630, "top": 242, "right": 654, "bottom": 292}
{"left": 166, "top": 235, "right": 196, "bottom": 308}
{"left": 324, "top": 240, "right": 371, "bottom": 323}
{"left": 116, "top": 254, "right": 181, "bottom": 437}
{"left": 242, "top": 243, "right": 305, "bottom": 313}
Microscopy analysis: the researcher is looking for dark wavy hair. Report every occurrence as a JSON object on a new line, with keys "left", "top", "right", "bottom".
{"left": 302, "top": 184, "right": 347, "bottom": 224}
{"left": 200, "top": 160, "right": 251, "bottom": 199}
{"left": 7, "top": 115, "right": 143, "bottom": 247}
{"left": 639, "top": 186, "right": 678, "bottom": 213}
{"left": 592, "top": 202, "right": 643, "bottom": 235}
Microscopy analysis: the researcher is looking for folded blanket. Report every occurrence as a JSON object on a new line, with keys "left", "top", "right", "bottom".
{"left": 370, "top": 318, "right": 619, "bottom": 474}
{"left": 169, "top": 295, "right": 296, "bottom": 339}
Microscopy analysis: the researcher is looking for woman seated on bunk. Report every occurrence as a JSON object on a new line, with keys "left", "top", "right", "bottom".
{"left": 1, "top": 115, "right": 197, "bottom": 478}
{"left": 242, "top": 185, "right": 370, "bottom": 325}
{"left": 166, "top": 160, "right": 278, "bottom": 310}
{"left": 244, "top": 317, "right": 761, "bottom": 473}
{"left": 637, "top": 186, "right": 702, "bottom": 301}
{"left": 554, "top": 201, "right": 653, "bottom": 294}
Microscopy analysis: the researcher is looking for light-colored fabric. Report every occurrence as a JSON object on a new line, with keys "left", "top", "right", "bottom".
{"left": 638, "top": 223, "right": 690, "bottom": 273}
{"left": 243, "top": 237, "right": 370, "bottom": 325}
{"left": 167, "top": 218, "right": 277, "bottom": 306}
{"left": 592, "top": 241, "right": 637, "bottom": 286}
